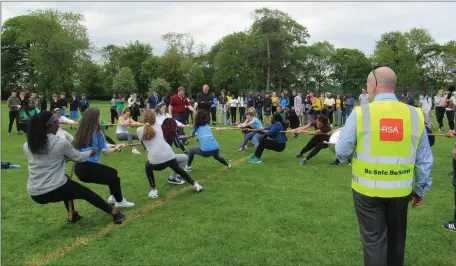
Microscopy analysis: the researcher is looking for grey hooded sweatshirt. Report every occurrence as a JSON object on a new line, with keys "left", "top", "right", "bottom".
{"left": 23, "top": 134, "right": 91, "bottom": 196}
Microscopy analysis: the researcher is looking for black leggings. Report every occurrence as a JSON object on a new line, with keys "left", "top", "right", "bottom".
{"left": 8, "top": 110, "right": 20, "bottom": 133}
{"left": 326, "top": 110, "right": 334, "bottom": 124}
{"left": 31, "top": 179, "right": 113, "bottom": 215}
{"left": 446, "top": 110, "right": 455, "bottom": 130}
{"left": 145, "top": 159, "right": 195, "bottom": 188}
{"left": 299, "top": 136, "right": 329, "bottom": 160}
{"left": 254, "top": 138, "right": 286, "bottom": 158}
{"left": 75, "top": 162, "right": 124, "bottom": 202}
{"left": 166, "top": 137, "right": 186, "bottom": 153}
{"left": 210, "top": 107, "right": 217, "bottom": 123}
{"left": 110, "top": 107, "right": 118, "bottom": 124}
{"left": 435, "top": 107, "right": 445, "bottom": 128}
{"left": 230, "top": 107, "right": 237, "bottom": 123}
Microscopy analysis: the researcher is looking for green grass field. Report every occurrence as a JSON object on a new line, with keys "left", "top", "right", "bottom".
{"left": 1, "top": 101, "right": 455, "bottom": 266}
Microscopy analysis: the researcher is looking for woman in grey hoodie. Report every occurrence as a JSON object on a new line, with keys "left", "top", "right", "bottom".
{"left": 23, "top": 111, "right": 125, "bottom": 225}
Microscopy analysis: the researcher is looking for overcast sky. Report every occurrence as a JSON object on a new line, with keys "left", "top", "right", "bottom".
{"left": 2, "top": 1, "right": 455, "bottom": 59}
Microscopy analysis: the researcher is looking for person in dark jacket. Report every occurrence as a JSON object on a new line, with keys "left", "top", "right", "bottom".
{"left": 254, "top": 90, "right": 264, "bottom": 122}
{"left": 38, "top": 92, "right": 47, "bottom": 111}
{"left": 263, "top": 92, "right": 272, "bottom": 125}
{"left": 285, "top": 106, "right": 300, "bottom": 139}
{"left": 196, "top": 84, "right": 213, "bottom": 112}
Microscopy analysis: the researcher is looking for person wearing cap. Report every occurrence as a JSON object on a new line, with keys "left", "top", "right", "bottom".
{"left": 19, "top": 99, "right": 41, "bottom": 133}
{"left": 336, "top": 66, "right": 433, "bottom": 266}
{"left": 53, "top": 108, "right": 78, "bottom": 127}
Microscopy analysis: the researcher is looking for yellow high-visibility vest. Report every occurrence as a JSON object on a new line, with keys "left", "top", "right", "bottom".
{"left": 312, "top": 97, "right": 323, "bottom": 111}
{"left": 351, "top": 101, "right": 425, "bottom": 198}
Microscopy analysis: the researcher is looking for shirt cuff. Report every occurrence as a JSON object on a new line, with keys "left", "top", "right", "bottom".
{"left": 412, "top": 178, "right": 432, "bottom": 198}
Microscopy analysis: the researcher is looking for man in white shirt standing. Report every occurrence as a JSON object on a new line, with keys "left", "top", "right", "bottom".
{"left": 323, "top": 93, "right": 335, "bottom": 127}
{"left": 420, "top": 89, "right": 433, "bottom": 128}
{"left": 294, "top": 91, "right": 303, "bottom": 126}
{"left": 358, "top": 88, "right": 370, "bottom": 106}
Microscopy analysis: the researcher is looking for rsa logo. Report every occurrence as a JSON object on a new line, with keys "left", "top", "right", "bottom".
{"left": 379, "top": 118, "right": 403, "bottom": 142}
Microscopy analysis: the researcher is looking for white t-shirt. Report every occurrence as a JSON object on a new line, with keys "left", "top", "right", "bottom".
{"left": 237, "top": 97, "right": 245, "bottom": 108}
{"left": 137, "top": 124, "right": 176, "bottom": 164}
{"left": 324, "top": 98, "right": 335, "bottom": 107}
{"left": 420, "top": 95, "right": 432, "bottom": 111}
{"left": 359, "top": 94, "right": 370, "bottom": 106}
{"left": 58, "top": 116, "right": 75, "bottom": 128}
{"left": 156, "top": 113, "right": 184, "bottom": 127}
{"left": 127, "top": 97, "right": 135, "bottom": 107}
{"left": 116, "top": 118, "right": 130, "bottom": 134}
{"left": 229, "top": 99, "right": 238, "bottom": 108}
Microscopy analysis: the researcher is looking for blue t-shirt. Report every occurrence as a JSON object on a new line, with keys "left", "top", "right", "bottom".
{"left": 250, "top": 117, "right": 264, "bottom": 129}
{"left": 79, "top": 131, "right": 108, "bottom": 163}
{"left": 191, "top": 125, "right": 219, "bottom": 152}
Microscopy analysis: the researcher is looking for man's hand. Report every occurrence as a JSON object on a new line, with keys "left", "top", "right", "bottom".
{"left": 410, "top": 192, "right": 424, "bottom": 208}
{"left": 446, "top": 130, "right": 455, "bottom": 138}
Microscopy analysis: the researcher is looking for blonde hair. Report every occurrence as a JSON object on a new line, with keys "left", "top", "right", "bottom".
{"left": 121, "top": 108, "right": 130, "bottom": 115}
{"left": 141, "top": 110, "right": 156, "bottom": 140}
{"left": 248, "top": 107, "right": 256, "bottom": 116}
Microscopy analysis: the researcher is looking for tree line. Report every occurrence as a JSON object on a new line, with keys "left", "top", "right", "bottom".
{"left": 2, "top": 8, "right": 455, "bottom": 100}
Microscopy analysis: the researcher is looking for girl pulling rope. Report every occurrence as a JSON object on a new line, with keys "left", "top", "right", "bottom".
{"left": 72, "top": 108, "right": 135, "bottom": 208}
{"left": 23, "top": 111, "right": 125, "bottom": 225}
{"left": 136, "top": 109, "right": 203, "bottom": 198}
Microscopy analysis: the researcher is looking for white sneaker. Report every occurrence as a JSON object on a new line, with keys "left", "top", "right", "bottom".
{"left": 114, "top": 198, "right": 135, "bottom": 208}
{"left": 148, "top": 189, "right": 158, "bottom": 199}
{"left": 107, "top": 195, "right": 116, "bottom": 205}
{"left": 227, "top": 164, "right": 232, "bottom": 169}
{"left": 193, "top": 182, "right": 203, "bottom": 192}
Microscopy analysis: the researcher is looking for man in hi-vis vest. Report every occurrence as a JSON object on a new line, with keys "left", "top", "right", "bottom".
{"left": 336, "top": 66, "right": 433, "bottom": 266}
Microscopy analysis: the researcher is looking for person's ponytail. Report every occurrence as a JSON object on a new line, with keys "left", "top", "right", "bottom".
{"left": 28, "top": 111, "right": 52, "bottom": 155}
{"left": 142, "top": 122, "right": 156, "bottom": 140}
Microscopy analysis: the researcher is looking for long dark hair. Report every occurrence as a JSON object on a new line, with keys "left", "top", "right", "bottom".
{"left": 73, "top": 108, "right": 102, "bottom": 149}
{"left": 27, "top": 111, "right": 53, "bottom": 155}
{"left": 194, "top": 109, "right": 209, "bottom": 130}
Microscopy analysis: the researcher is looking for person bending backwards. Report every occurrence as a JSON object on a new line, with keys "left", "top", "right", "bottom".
{"left": 23, "top": 111, "right": 125, "bottom": 224}
{"left": 238, "top": 110, "right": 265, "bottom": 152}
{"left": 73, "top": 108, "right": 135, "bottom": 208}
{"left": 185, "top": 110, "right": 232, "bottom": 171}
{"left": 249, "top": 113, "right": 288, "bottom": 164}
{"left": 291, "top": 115, "right": 332, "bottom": 165}
{"left": 137, "top": 109, "right": 203, "bottom": 198}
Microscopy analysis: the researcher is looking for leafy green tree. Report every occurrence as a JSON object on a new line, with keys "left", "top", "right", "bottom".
{"left": 331, "top": 48, "right": 371, "bottom": 94}
{"left": 149, "top": 78, "right": 172, "bottom": 95}
{"left": 112, "top": 67, "right": 136, "bottom": 95}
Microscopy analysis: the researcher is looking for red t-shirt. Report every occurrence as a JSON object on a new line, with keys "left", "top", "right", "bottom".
{"left": 170, "top": 95, "right": 189, "bottom": 116}
{"left": 310, "top": 120, "right": 331, "bottom": 133}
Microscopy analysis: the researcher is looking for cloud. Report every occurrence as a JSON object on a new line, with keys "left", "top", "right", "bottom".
{"left": 2, "top": 1, "right": 455, "bottom": 58}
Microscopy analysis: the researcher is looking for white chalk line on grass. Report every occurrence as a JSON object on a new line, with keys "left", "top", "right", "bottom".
{"left": 26, "top": 157, "right": 247, "bottom": 266}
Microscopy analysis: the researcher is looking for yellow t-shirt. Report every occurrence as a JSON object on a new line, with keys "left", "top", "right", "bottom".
{"left": 226, "top": 96, "right": 232, "bottom": 102}
{"left": 312, "top": 97, "right": 323, "bottom": 111}
{"left": 336, "top": 99, "right": 342, "bottom": 108}
{"left": 271, "top": 96, "right": 279, "bottom": 107}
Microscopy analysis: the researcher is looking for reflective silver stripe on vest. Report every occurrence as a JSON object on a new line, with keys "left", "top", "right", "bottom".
{"left": 352, "top": 174, "right": 413, "bottom": 189}
{"left": 356, "top": 104, "right": 419, "bottom": 164}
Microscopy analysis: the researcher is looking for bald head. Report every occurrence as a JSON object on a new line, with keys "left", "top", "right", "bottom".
{"left": 367, "top": 67, "right": 397, "bottom": 100}
{"left": 203, "top": 84, "right": 209, "bottom": 94}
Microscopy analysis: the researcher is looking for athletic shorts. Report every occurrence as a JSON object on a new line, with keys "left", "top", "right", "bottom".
{"left": 70, "top": 110, "right": 79, "bottom": 119}
{"left": 295, "top": 108, "right": 303, "bottom": 116}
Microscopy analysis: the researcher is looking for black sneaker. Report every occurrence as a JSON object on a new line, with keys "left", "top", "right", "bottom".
{"left": 66, "top": 211, "right": 83, "bottom": 224}
{"left": 168, "top": 176, "right": 185, "bottom": 185}
{"left": 443, "top": 221, "right": 456, "bottom": 232}
{"left": 295, "top": 153, "right": 303, "bottom": 158}
{"left": 113, "top": 212, "right": 125, "bottom": 225}
{"left": 330, "top": 159, "right": 340, "bottom": 165}
{"left": 238, "top": 148, "right": 244, "bottom": 152}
